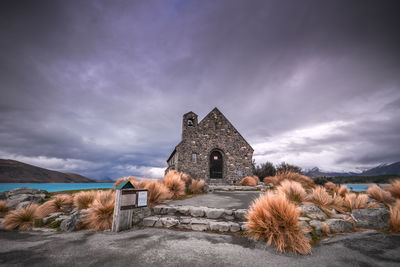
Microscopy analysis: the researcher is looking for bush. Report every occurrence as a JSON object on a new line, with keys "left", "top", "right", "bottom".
{"left": 253, "top": 161, "right": 276, "bottom": 179}
{"left": 189, "top": 179, "right": 205, "bottom": 194}
{"left": 84, "top": 193, "right": 115, "bottom": 231}
{"left": 73, "top": 191, "right": 97, "bottom": 210}
{"left": 276, "top": 180, "right": 307, "bottom": 205}
{"left": 276, "top": 162, "right": 303, "bottom": 174}
{"left": 367, "top": 184, "right": 394, "bottom": 205}
{"left": 0, "top": 200, "right": 9, "bottom": 217}
{"left": 239, "top": 176, "right": 257, "bottom": 186}
{"left": 275, "top": 171, "right": 315, "bottom": 189}
{"left": 144, "top": 180, "right": 172, "bottom": 207}
{"left": 263, "top": 176, "right": 276, "bottom": 185}
{"left": 390, "top": 200, "right": 400, "bottom": 232}
{"left": 163, "top": 170, "right": 185, "bottom": 198}
{"left": 386, "top": 179, "right": 400, "bottom": 199}
{"left": 2, "top": 204, "right": 39, "bottom": 230}
{"left": 246, "top": 192, "right": 311, "bottom": 255}
{"left": 36, "top": 194, "right": 73, "bottom": 218}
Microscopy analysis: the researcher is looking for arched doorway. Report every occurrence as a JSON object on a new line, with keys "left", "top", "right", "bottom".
{"left": 209, "top": 150, "right": 223, "bottom": 179}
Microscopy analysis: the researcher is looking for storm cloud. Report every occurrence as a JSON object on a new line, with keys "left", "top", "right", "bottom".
{"left": 1, "top": 0, "right": 399, "bottom": 179}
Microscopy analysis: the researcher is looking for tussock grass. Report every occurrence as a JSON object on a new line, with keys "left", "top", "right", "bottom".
{"left": 386, "top": 179, "right": 400, "bottom": 199}
{"left": 321, "top": 223, "right": 330, "bottom": 235}
{"left": 343, "top": 193, "right": 378, "bottom": 211}
{"left": 144, "top": 180, "right": 172, "bottom": 207}
{"left": 275, "top": 171, "right": 315, "bottom": 189}
{"left": 246, "top": 192, "right": 311, "bottom": 255}
{"left": 95, "top": 191, "right": 115, "bottom": 205}
{"left": 239, "top": 176, "right": 257, "bottom": 186}
{"left": 84, "top": 196, "right": 115, "bottom": 231}
{"left": 2, "top": 204, "right": 39, "bottom": 230}
{"left": 390, "top": 200, "right": 400, "bottom": 232}
{"left": 263, "top": 176, "right": 276, "bottom": 185}
{"left": 189, "top": 179, "right": 205, "bottom": 194}
{"left": 36, "top": 194, "right": 73, "bottom": 218}
{"left": 163, "top": 170, "right": 185, "bottom": 198}
{"left": 324, "top": 182, "right": 336, "bottom": 191}
{"left": 0, "top": 200, "right": 9, "bottom": 217}
{"left": 113, "top": 176, "right": 138, "bottom": 188}
{"left": 276, "top": 180, "right": 307, "bottom": 205}
{"left": 252, "top": 175, "right": 260, "bottom": 184}
{"left": 180, "top": 173, "right": 193, "bottom": 189}
{"left": 308, "top": 186, "right": 333, "bottom": 214}
{"left": 367, "top": 184, "right": 394, "bottom": 205}
{"left": 336, "top": 186, "right": 348, "bottom": 197}
{"left": 73, "top": 191, "right": 97, "bottom": 210}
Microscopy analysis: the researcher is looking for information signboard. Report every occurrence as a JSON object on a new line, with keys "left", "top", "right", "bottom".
{"left": 137, "top": 190, "right": 148, "bottom": 207}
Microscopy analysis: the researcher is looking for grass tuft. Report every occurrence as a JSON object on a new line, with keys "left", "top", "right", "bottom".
{"left": 324, "top": 182, "right": 336, "bottom": 191}
{"left": 0, "top": 200, "right": 9, "bottom": 217}
{"left": 2, "top": 204, "right": 39, "bottom": 230}
{"left": 276, "top": 180, "right": 307, "bottom": 205}
{"left": 336, "top": 186, "right": 348, "bottom": 197}
{"left": 144, "top": 180, "right": 172, "bottom": 207}
{"left": 367, "top": 184, "right": 394, "bottom": 205}
{"left": 189, "top": 179, "right": 205, "bottom": 194}
{"left": 84, "top": 193, "right": 115, "bottom": 231}
{"left": 113, "top": 176, "right": 138, "bottom": 188}
{"left": 308, "top": 186, "right": 333, "bottom": 214}
{"left": 390, "top": 200, "right": 400, "bottom": 232}
{"left": 274, "top": 171, "right": 315, "bottom": 189}
{"left": 386, "top": 179, "right": 400, "bottom": 199}
{"left": 239, "top": 176, "right": 257, "bottom": 186}
{"left": 246, "top": 192, "right": 311, "bottom": 255}
{"left": 73, "top": 191, "right": 97, "bottom": 210}
{"left": 36, "top": 194, "right": 73, "bottom": 218}
{"left": 163, "top": 170, "right": 185, "bottom": 198}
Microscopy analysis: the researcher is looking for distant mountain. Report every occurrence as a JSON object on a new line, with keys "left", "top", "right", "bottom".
{"left": 305, "top": 161, "right": 400, "bottom": 178}
{"left": 0, "top": 159, "right": 95, "bottom": 183}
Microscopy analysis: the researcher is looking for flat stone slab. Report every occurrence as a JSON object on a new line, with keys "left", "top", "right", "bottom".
{"left": 351, "top": 208, "right": 390, "bottom": 230}
{"left": 300, "top": 204, "right": 328, "bottom": 220}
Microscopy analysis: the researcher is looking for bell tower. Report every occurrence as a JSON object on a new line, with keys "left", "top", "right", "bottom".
{"left": 182, "top": 111, "right": 198, "bottom": 140}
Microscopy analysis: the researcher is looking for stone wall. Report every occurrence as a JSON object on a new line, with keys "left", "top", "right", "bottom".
{"left": 172, "top": 108, "right": 253, "bottom": 184}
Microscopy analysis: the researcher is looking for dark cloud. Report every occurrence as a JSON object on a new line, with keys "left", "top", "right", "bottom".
{"left": 0, "top": 0, "right": 400, "bottom": 178}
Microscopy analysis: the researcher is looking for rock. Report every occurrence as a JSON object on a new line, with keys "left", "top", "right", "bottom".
{"left": 190, "top": 207, "right": 205, "bottom": 217}
{"left": 132, "top": 207, "right": 151, "bottom": 225}
{"left": 331, "top": 214, "right": 349, "bottom": 220}
{"left": 298, "top": 221, "right": 312, "bottom": 232}
{"left": 166, "top": 206, "right": 177, "bottom": 215}
{"left": 229, "top": 222, "right": 241, "bottom": 232}
{"left": 9, "top": 188, "right": 44, "bottom": 195}
{"left": 0, "top": 191, "right": 7, "bottom": 200}
{"left": 234, "top": 209, "right": 247, "bottom": 221}
{"left": 191, "top": 218, "right": 209, "bottom": 231}
{"left": 60, "top": 210, "right": 87, "bottom": 232}
{"left": 153, "top": 205, "right": 168, "bottom": 215}
{"left": 351, "top": 208, "right": 390, "bottom": 230}
{"left": 205, "top": 208, "right": 225, "bottom": 219}
{"left": 240, "top": 223, "right": 247, "bottom": 231}
{"left": 300, "top": 205, "right": 328, "bottom": 220}
{"left": 223, "top": 215, "right": 235, "bottom": 221}
{"left": 154, "top": 219, "right": 163, "bottom": 227}
{"left": 180, "top": 217, "right": 192, "bottom": 224}
{"left": 16, "top": 201, "right": 34, "bottom": 209}
{"left": 209, "top": 221, "right": 231, "bottom": 232}
{"left": 177, "top": 206, "right": 190, "bottom": 215}
{"left": 55, "top": 215, "right": 70, "bottom": 223}
{"left": 43, "top": 212, "right": 64, "bottom": 224}
{"left": 160, "top": 217, "right": 179, "bottom": 228}
{"left": 309, "top": 220, "right": 323, "bottom": 235}
{"left": 143, "top": 216, "right": 159, "bottom": 227}
{"left": 5, "top": 188, "right": 46, "bottom": 209}
{"left": 299, "top": 217, "right": 311, "bottom": 221}
{"left": 224, "top": 209, "right": 233, "bottom": 216}
{"left": 325, "top": 219, "right": 353, "bottom": 233}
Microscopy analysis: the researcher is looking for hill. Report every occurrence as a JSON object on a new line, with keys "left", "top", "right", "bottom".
{"left": 0, "top": 159, "right": 95, "bottom": 183}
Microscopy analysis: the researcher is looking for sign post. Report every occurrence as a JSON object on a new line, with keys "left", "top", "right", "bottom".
{"left": 112, "top": 181, "right": 148, "bottom": 232}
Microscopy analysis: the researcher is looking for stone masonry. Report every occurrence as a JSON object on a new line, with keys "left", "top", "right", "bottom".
{"left": 166, "top": 108, "right": 254, "bottom": 184}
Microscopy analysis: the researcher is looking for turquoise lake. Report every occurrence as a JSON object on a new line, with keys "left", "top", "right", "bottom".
{"left": 0, "top": 183, "right": 114, "bottom": 192}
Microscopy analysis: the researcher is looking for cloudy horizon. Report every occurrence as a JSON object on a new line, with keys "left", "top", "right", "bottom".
{"left": 1, "top": 0, "right": 399, "bottom": 179}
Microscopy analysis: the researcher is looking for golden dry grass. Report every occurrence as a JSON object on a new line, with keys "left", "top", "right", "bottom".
{"left": 321, "top": 223, "right": 330, "bottom": 235}
{"left": 252, "top": 175, "right": 260, "bottom": 184}
{"left": 95, "top": 191, "right": 115, "bottom": 205}
{"left": 324, "top": 182, "right": 336, "bottom": 191}
{"left": 276, "top": 180, "right": 307, "bottom": 205}
{"left": 343, "top": 193, "right": 378, "bottom": 211}
{"left": 144, "top": 180, "right": 172, "bottom": 207}
{"left": 36, "top": 194, "right": 73, "bottom": 218}
{"left": 180, "top": 173, "right": 193, "bottom": 190}
{"left": 263, "top": 176, "right": 276, "bottom": 185}
{"left": 189, "top": 179, "right": 205, "bottom": 194}
{"left": 274, "top": 171, "right": 315, "bottom": 189}
{"left": 308, "top": 186, "right": 333, "bottom": 214}
{"left": 331, "top": 193, "right": 346, "bottom": 213}
{"left": 240, "top": 176, "right": 257, "bottom": 186}
{"left": 2, "top": 204, "right": 39, "bottom": 230}
{"left": 163, "top": 170, "right": 185, "bottom": 198}
{"left": 367, "top": 184, "right": 394, "bottom": 205}
{"left": 73, "top": 191, "right": 97, "bottom": 210}
{"left": 84, "top": 196, "right": 115, "bottom": 231}
{"left": 390, "top": 200, "right": 400, "bottom": 232}
{"left": 0, "top": 200, "right": 9, "bottom": 217}
{"left": 386, "top": 179, "right": 400, "bottom": 199}
{"left": 134, "top": 179, "right": 151, "bottom": 189}
{"left": 336, "top": 186, "right": 348, "bottom": 197}
{"left": 246, "top": 192, "right": 311, "bottom": 255}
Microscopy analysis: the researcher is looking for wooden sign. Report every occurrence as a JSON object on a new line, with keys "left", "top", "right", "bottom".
{"left": 136, "top": 190, "right": 148, "bottom": 207}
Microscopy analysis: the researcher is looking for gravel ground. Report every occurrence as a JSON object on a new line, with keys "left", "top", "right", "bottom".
{"left": 1, "top": 228, "right": 399, "bottom": 267}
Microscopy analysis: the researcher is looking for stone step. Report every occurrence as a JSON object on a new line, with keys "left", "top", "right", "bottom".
{"left": 143, "top": 215, "right": 246, "bottom": 233}
{"left": 207, "top": 185, "right": 265, "bottom": 192}
{"left": 152, "top": 205, "right": 247, "bottom": 221}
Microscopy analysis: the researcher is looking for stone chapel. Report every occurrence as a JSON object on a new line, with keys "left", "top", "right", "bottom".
{"left": 166, "top": 107, "right": 254, "bottom": 184}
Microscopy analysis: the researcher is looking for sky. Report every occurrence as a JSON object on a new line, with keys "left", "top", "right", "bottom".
{"left": 1, "top": 0, "right": 400, "bottom": 180}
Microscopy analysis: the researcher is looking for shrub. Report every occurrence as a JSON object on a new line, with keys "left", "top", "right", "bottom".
{"left": 276, "top": 162, "right": 303, "bottom": 174}
{"left": 246, "top": 192, "right": 311, "bottom": 255}
{"left": 144, "top": 180, "right": 172, "bottom": 207}
{"left": 390, "top": 200, "right": 400, "bottom": 232}
{"left": 189, "top": 179, "right": 205, "bottom": 194}
{"left": 253, "top": 161, "right": 276, "bottom": 179}
{"left": 2, "top": 204, "right": 39, "bottom": 230}
{"left": 324, "top": 182, "right": 336, "bottom": 191}
{"left": 36, "top": 194, "right": 73, "bottom": 218}
{"left": 0, "top": 200, "right": 9, "bottom": 217}
{"left": 84, "top": 196, "right": 115, "bottom": 231}
{"left": 114, "top": 176, "right": 138, "bottom": 187}
{"left": 276, "top": 180, "right": 307, "bottom": 205}
{"left": 275, "top": 171, "right": 315, "bottom": 189}
{"left": 73, "top": 191, "right": 97, "bottom": 210}
{"left": 386, "top": 179, "right": 400, "bottom": 199}
{"left": 367, "top": 184, "right": 394, "bottom": 205}
{"left": 240, "top": 176, "right": 257, "bottom": 186}
{"left": 163, "top": 170, "right": 185, "bottom": 198}
{"left": 308, "top": 186, "right": 333, "bottom": 214}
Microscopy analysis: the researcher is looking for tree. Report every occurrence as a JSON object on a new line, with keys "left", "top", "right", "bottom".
{"left": 276, "top": 162, "right": 303, "bottom": 174}
{"left": 253, "top": 161, "right": 276, "bottom": 179}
